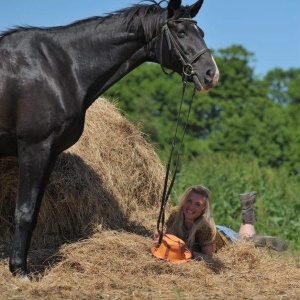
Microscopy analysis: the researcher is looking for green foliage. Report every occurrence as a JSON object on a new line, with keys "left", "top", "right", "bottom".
{"left": 262, "top": 68, "right": 300, "bottom": 105}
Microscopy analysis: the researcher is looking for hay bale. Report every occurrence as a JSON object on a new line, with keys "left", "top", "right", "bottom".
{"left": 0, "top": 98, "right": 166, "bottom": 248}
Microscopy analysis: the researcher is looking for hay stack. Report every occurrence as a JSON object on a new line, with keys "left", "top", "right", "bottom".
{"left": 0, "top": 98, "right": 166, "bottom": 249}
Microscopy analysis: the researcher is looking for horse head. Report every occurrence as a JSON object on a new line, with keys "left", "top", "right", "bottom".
{"left": 153, "top": 0, "right": 219, "bottom": 93}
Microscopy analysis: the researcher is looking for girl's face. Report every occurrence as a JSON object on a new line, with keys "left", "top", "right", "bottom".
{"left": 182, "top": 191, "right": 206, "bottom": 223}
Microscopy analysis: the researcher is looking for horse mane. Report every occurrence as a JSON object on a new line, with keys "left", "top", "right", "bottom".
{"left": 0, "top": 1, "right": 192, "bottom": 41}
{"left": 104, "top": 1, "right": 166, "bottom": 41}
{"left": 0, "top": 17, "right": 103, "bottom": 39}
{"left": 108, "top": 1, "right": 194, "bottom": 41}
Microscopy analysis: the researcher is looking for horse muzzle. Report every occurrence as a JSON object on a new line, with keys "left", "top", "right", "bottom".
{"left": 192, "top": 71, "right": 219, "bottom": 93}
{"left": 188, "top": 53, "right": 220, "bottom": 93}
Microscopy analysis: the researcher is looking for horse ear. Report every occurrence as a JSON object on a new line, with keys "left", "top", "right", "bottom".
{"left": 167, "top": 0, "right": 182, "bottom": 18}
{"left": 189, "top": 0, "right": 204, "bottom": 18}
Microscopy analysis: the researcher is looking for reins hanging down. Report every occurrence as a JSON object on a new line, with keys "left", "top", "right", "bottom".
{"left": 156, "top": 81, "right": 196, "bottom": 245}
{"left": 155, "top": 18, "right": 211, "bottom": 245}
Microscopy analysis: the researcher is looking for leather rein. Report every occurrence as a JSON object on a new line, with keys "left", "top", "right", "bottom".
{"left": 156, "top": 18, "right": 209, "bottom": 245}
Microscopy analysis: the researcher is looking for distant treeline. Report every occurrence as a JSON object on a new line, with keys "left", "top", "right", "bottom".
{"left": 105, "top": 45, "right": 300, "bottom": 250}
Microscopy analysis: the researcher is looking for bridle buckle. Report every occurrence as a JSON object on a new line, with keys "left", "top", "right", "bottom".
{"left": 183, "top": 64, "right": 195, "bottom": 77}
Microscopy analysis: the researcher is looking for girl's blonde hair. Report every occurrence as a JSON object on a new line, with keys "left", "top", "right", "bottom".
{"left": 170, "top": 185, "right": 217, "bottom": 249}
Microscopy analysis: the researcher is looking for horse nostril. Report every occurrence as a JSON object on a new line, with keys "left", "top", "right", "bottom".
{"left": 204, "top": 69, "right": 213, "bottom": 84}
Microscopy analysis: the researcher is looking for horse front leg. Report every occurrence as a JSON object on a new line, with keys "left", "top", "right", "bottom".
{"left": 9, "top": 142, "right": 57, "bottom": 277}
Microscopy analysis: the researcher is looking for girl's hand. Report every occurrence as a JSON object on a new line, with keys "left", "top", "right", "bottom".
{"left": 193, "top": 252, "right": 204, "bottom": 261}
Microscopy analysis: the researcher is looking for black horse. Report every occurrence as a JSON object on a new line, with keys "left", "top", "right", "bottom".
{"left": 0, "top": 0, "right": 219, "bottom": 276}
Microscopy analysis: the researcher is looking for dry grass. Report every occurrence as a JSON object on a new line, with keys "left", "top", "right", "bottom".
{"left": 0, "top": 232, "right": 299, "bottom": 299}
{"left": 0, "top": 99, "right": 299, "bottom": 299}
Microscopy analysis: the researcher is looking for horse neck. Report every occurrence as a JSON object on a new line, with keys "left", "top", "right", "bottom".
{"left": 58, "top": 17, "right": 155, "bottom": 108}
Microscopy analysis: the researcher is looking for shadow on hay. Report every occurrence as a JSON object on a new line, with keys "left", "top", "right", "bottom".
{"left": 0, "top": 153, "right": 154, "bottom": 273}
{"left": 204, "top": 257, "right": 226, "bottom": 274}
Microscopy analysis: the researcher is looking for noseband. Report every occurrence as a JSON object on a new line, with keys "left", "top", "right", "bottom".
{"left": 160, "top": 18, "right": 210, "bottom": 80}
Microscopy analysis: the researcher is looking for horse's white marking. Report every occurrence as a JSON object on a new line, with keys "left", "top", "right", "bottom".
{"left": 211, "top": 55, "right": 220, "bottom": 84}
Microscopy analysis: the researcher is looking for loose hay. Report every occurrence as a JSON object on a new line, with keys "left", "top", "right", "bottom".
{"left": 1, "top": 98, "right": 299, "bottom": 299}
{"left": 0, "top": 231, "right": 299, "bottom": 299}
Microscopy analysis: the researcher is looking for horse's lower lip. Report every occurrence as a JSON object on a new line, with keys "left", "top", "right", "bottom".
{"left": 192, "top": 75, "right": 211, "bottom": 93}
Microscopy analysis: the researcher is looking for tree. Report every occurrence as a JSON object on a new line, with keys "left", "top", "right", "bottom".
{"left": 262, "top": 68, "right": 300, "bottom": 105}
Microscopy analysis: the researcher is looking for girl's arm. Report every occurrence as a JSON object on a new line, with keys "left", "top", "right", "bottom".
{"left": 193, "top": 242, "right": 216, "bottom": 260}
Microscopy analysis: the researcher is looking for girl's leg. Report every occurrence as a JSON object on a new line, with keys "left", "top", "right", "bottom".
{"left": 238, "top": 223, "right": 256, "bottom": 238}
{"left": 238, "top": 191, "right": 288, "bottom": 251}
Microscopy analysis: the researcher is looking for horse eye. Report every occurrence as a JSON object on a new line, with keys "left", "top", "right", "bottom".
{"left": 177, "top": 30, "right": 186, "bottom": 38}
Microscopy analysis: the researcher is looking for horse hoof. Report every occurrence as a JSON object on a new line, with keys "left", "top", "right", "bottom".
{"left": 18, "top": 274, "right": 30, "bottom": 281}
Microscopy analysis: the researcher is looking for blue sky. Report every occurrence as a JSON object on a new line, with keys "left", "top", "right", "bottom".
{"left": 0, "top": 0, "right": 299, "bottom": 77}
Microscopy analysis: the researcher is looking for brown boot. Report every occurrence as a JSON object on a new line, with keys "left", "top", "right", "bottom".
{"left": 250, "top": 234, "right": 288, "bottom": 252}
{"left": 239, "top": 191, "right": 257, "bottom": 224}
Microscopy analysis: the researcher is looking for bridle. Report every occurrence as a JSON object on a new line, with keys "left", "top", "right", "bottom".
{"left": 159, "top": 18, "right": 211, "bottom": 81}
{"left": 156, "top": 18, "right": 210, "bottom": 245}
